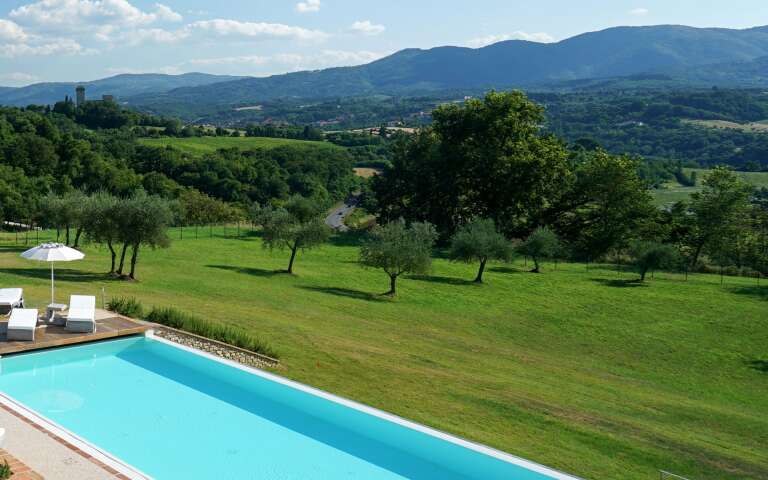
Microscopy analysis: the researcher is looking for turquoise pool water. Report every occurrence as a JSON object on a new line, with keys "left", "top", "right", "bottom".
{"left": 0, "top": 337, "right": 574, "bottom": 480}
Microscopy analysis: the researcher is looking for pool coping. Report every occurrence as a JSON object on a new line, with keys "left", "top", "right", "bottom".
{"left": 149, "top": 330, "right": 585, "bottom": 480}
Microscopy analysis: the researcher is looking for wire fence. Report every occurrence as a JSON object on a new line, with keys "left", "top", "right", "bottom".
{"left": 0, "top": 222, "right": 256, "bottom": 247}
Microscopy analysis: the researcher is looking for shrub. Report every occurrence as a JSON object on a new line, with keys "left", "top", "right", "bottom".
{"left": 146, "top": 307, "right": 278, "bottom": 359}
{"left": 0, "top": 460, "right": 12, "bottom": 480}
{"left": 106, "top": 297, "right": 144, "bottom": 318}
{"left": 629, "top": 241, "right": 679, "bottom": 281}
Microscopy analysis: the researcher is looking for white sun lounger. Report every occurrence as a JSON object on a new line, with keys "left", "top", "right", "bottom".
{"left": 0, "top": 289, "right": 23, "bottom": 315}
{"left": 7, "top": 309, "right": 39, "bottom": 341}
{"left": 66, "top": 295, "right": 96, "bottom": 333}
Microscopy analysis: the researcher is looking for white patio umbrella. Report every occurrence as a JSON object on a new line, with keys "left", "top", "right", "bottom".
{"left": 20, "top": 243, "right": 85, "bottom": 305}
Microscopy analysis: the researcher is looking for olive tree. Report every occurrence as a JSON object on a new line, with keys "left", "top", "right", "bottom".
{"left": 256, "top": 196, "right": 330, "bottom": 274}
{"left": 359, "top": 219, "right": 437, "bottom": 296}
{"left": 629, "top": 241, "right": 679, "bottom": 281}
{"left": 39, "top": 191, "right": 87, "bottom": 246}
{"left": 449, "top": 218, "right": 513, "bottom": 283}
{"left": 114, "top": 192, "right": 173, "bottom": 279}
{"left": 81, "top": 192, "right": 122, "bottom": 273}
{"left": 518, "top": 227, "right": 560, "bottom": 273}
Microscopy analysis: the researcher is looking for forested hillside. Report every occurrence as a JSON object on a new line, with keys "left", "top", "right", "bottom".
{"left": 0, "top": 106, "right": 356, "bottom": 224}
{"left": 541, "top": 89, "right": 768, "bottom": 170}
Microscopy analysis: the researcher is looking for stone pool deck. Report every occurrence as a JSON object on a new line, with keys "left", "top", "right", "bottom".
{"left": 0, "top": 405, "right": 117, "bottom": 479}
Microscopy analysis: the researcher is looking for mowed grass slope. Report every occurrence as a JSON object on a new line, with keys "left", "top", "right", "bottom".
{"left": 0, "top": 230, "right": 766, "bottom": 480}
{"left": 137, "top": 136, "right": 336, "bottom": 156}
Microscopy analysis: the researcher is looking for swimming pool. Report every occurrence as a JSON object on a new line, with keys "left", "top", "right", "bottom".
{"left": 0, "top": 335, "right": 580, "bottom": 479}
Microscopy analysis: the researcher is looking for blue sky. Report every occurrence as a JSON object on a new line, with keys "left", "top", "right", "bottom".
{"left": 1, "top": 0, "right": 767, "bottom": 86}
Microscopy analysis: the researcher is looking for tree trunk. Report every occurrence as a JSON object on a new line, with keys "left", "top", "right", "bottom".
{"left": 117, "top": 242, "right": 129, "bottom": 275}
{"left": 640, "top": 268, "right": 647, "bottom": 281}
{"left": 74, "top": 227, "right": 83, "bottom": 249}
{"left": 385, "top": 274, "right": 397, "bottom": 296}
{"left": 531, "top": 258, "right": 540, "bottom": 273}
{"left": 65, "top": 225, "right": 70, "bottom": 245}
{"left": 287, "top": 246, "right": 298, "bottom": 274}
{"left": 475, "top": 259, "right": 487, "bottom": 283}
{"left": 107, "top": 240, "right": 117, "bottom": 274}
{"left": 690, "top": 242, "right": 704, "bottom": 269}
{"left": 129, "top": 244, "right": 140, "bottom": 280}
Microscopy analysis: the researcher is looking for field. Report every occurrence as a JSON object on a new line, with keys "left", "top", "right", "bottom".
{"left": 682, "top": 118, "right": 768, "bottom": 133}
{"left": 652, "top": 168, "right": 768, "bottom": 206}
{"left": 0, "top": 230, "right": 766, "bottom": 480}
{"left": 137, "top": 136, "right": 334, "bottom": 156}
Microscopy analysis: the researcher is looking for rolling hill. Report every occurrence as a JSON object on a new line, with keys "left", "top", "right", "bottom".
{"left": 125, "top": 24, "right": 768, "bottom": 118}
{"left": 0, "top": 72, "right": 244, "bottom": 107}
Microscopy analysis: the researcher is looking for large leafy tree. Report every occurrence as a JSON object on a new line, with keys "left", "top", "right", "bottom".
{"left": 449, "top": 218, "right": 513, "bottom": 283}
{"left": 686, "top": 167, "right": 754, "bottom": 267}
{"left": 359, "top": 220, "right": 437, "bottom": 296}
{"left": 549, "top": 150, "right": 655, "bottom": 259}
{"left": 372, "top": 91, "right": 570, "bottom": 238}
{"left": 256, "top": 196, "right": 330, "bottom": 274}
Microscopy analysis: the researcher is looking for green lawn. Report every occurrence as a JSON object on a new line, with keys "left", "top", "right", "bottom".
{"left": 653, "top": 169, "right": 768, "bottom": 206}
{"left": 0, "top": 229, "right": 766, "bottom": 480}
{"left": 137, "top": 136, "right": 335, "bottom": 156}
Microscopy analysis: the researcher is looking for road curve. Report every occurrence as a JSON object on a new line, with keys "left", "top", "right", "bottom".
{"left": 325, "top": 195, "right": 360, "bottom": 232}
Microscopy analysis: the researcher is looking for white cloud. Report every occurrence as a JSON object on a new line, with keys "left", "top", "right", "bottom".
{"left": 187, "top": 19, "right": 328, "bottom": 41}
{"left": 467, "top": 31, "right": 555, "bottom": 48}
{"left": 0, "top": 38, "right": 87, "bottom": 58}
{"left": 629, "top": 7, "right": 649, "bottom": 16}
{"left": 186, "top": 50, "right": 389, "bottom": 75}
{"left": 154, "top": 3, "right": 183, "bottom": 22}
{"left": 295, "top": 0, "right": 321, "bottom": 14}
{"left": 188, "top": 55, "right": 271, "bottom": 66}
{"left": 0, "top": 19, "right": 29, "bottom": 42}
{"left": 349, "top": 20, "right": 385, "bottom": 36}
{"left": 0, "top": 71, "right": 39, "bottom": 86}
{"left": 119, "top": 27, "right": 186, "bottom": 46}
{"left": 105, "top": 65, "right": 182, "bottom": 75}
{"left": 9, "top": 0, "right": 182, "bottom": 31}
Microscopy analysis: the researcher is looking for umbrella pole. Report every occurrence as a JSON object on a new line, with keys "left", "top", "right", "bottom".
{"left": 51, "top": 262, "right": 55, "bottom": 305}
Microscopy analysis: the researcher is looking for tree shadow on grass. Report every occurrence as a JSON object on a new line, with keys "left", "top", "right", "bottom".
{"left": 747, "top": 359, "right": 768, "bottom": 374}
{"left": 329, "top": 232, "right": 366, "bottom": 248}
{"left": 0, "top": 267, "right": 116, "bottom": 283}
{"left": 489, "top": 266, "right": 526, "bottom": 274}
{"left": 591, "top": 278, "right": 647, "bottom": 288}
{"left": 298, "top": 286, "right": 387, "bottom": 302}
{"left": 406, "top": 275, "right": 477, "bottom": 286}
{"left": 229, "top": 230, "right": 263, "bottom": 241}
{"left": 0, "top": 246, "right": 27, "bottom": 254}
{"left": 206, "top": 264, "right": 284, "bottom": 278}
{"left": 729, "top": 286, "right": 768, "bottom": 301}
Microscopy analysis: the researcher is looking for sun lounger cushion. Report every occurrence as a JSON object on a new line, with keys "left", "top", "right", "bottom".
{"left": 0, "top": 289, "right": 23, "bottom": 314}
{"left": 7, "top": 309, "right": 38, "bottom": 341}
{"left": 66, "top": 295, "right": 96, "bottom": 333}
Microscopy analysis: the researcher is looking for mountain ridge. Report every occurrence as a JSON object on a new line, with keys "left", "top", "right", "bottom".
{"left": 123, "top": 24, "right": 768, "bottom": 118}
{"left": 6, "top": 24, "right": 768, "bottom": 117}
{"left": 0, "top": 72, "right": 246, "bottom": 107}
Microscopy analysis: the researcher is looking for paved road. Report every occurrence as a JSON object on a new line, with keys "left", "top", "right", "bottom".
{"left": 325, "top": 194, "right": 360, "bottom": 232}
